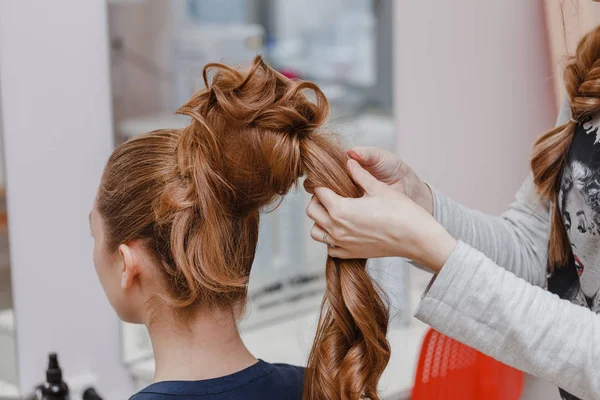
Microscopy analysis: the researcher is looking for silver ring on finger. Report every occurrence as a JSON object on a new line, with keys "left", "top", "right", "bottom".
{"left": 323, "top": 231, "right": 336, "bottom": 248}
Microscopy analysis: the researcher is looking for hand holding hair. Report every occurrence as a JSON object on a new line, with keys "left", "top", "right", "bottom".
{"left": 347, "top": 146, "right": 434, "bottom": 215}
{"left": 307, "top": 158, "right": 457, "bottom": 272}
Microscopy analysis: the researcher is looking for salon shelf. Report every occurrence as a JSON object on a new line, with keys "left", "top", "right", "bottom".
{"left": 129, "top": 289, "right": 428, "bottom": 399}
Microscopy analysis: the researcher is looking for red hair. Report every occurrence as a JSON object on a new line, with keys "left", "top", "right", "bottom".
{"left": 97, "top": 56, "right": 390, "bottom": 399}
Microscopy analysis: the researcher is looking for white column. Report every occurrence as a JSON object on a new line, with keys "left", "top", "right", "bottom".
{"left": 0, "top": 1, "right": 134, "bottom": 397}
{"left": 544, "top": 0, "right": 600, "bottom": 105}
{"left": 393, "top": 0, "right": 556, "bottom": 214}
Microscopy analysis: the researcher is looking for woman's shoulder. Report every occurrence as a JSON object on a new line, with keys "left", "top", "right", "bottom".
{"left": 129, "top": 360, "right": 304, "bottom": 400}
{"left": 267, "top": 362, "right": 305, "bottom": 385}
{"left": 252, "top": 361, "right": 304, "bottom": 399}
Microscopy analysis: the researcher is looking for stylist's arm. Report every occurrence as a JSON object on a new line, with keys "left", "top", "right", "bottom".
{"left": 307, "top": 148, "right": 600, "bottom": 400}
{"left": 306, "top": 155, "right": 456, "bottom": 272}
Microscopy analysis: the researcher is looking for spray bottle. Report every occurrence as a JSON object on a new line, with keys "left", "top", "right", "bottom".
{"left": 39, "top": 353, "right": 70, "bottom": 400}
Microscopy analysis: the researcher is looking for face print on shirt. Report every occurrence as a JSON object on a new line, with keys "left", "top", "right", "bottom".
{"left": 582, "top": 112, "right": 600, "bottom": 144}
{"left": 557, "top": 121, "right": 600, "bottom": 312}
{"left": 561, "top": 162, "right": 600, "bottom": 295}
{"left": 551, "top": 114, "right": 600, "bottom": 400}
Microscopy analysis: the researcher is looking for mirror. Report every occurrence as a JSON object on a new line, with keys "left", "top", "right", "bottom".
{"left": 107, "top": 0, "right": 409, "bottom": 394}
{"left": 0, "top": 95, "right": 18, "bottom": 397}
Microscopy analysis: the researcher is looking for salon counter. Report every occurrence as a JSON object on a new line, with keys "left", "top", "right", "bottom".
{"left": 130, "top": 288, "right": 428, "bottom": 399}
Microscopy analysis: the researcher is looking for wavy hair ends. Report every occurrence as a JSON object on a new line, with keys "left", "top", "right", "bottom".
{"left": 299, "top": 133, "right": 391, "bottom": 400}
{"left": 97, "top": 56, "right": 390, "bottom": 399}
{"left": 532, "top": 24, "right": 600, "bottom": 269}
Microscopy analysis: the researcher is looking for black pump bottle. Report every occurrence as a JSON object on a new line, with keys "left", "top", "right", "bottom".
{"left": 40, "top": 353, "right": 70, "bottom": 400}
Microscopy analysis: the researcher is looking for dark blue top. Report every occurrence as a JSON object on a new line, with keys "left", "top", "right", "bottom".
{"left": 129, "top": 360, "right": 304, "bottom": 400}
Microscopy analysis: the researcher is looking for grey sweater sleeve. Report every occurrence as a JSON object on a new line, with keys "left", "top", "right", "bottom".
{"left": 415, "top": 242, "right": 600, "bottom": 400}
{"left": 427, "top": 97, "right": 572, "bottom": 287}
{"left": 414, "top": 99, "right": 600, "bottom": 397}
{"left": 430, "top": 177, "right": 550, "bottom": 287}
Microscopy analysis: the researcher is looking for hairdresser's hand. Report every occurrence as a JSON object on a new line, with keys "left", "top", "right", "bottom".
{"left": 348, "top": 147, "right": 433, "bottom": 215}
{"left": 307, "top": 159, "right": 456, "bottom": 272}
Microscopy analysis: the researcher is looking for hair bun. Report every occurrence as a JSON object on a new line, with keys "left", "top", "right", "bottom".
{"left": 204, "top": 56, "right": 329, "bottom": 136}
{"left": 173, "top": 56, "right": 332, "bottom": 202}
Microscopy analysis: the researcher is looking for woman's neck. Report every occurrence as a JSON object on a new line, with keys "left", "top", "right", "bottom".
{"left": 147, "top": 307, "right": 257, "bottom": 382}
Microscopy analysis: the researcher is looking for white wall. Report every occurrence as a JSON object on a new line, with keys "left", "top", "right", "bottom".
{"left": 394, "top": 0, "right": 557, "bottom": 214}
{"left": 0, "top": 1, "right": 134, "bottom": 397}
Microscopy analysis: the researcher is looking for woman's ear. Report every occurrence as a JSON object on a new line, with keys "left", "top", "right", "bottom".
{"left": 118, "top": 244, "right": 139, "bottom": 290}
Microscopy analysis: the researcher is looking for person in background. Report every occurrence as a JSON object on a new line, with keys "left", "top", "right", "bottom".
{"left": 90, "top": 56, "right": 389, "bottom": 400}
{"left": 306, "top": 14, "right": 600, "bottom": 400}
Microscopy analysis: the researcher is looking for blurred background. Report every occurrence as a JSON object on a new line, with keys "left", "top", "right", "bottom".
{"left": 0, "top": 0, "right": 598, "bottom": 399}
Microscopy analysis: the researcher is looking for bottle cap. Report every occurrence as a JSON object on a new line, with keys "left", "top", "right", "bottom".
{"left": 46, "top": 353, "right": 62, "bottom": 383}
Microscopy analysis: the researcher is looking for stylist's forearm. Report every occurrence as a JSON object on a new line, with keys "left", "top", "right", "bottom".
{"left": 416, "top": 227, "right": 457, "bottom": 273}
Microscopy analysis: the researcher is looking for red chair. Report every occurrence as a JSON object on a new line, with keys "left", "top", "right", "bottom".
{"left": 412, "top": 329, "right": 524, "bottom": 400}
